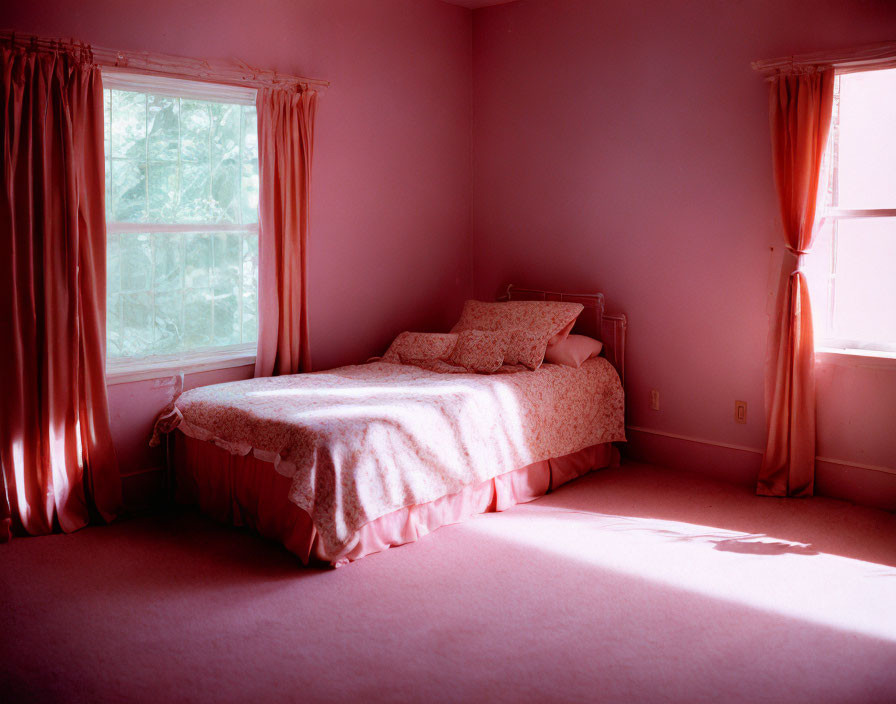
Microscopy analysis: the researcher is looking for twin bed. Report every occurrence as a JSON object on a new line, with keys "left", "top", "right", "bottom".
{"left": 155, "top": 286, "right": 627, "bottom": 566}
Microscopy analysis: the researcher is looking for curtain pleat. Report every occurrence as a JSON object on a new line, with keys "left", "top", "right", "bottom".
{"left": 254, "top": 87, "right": 317, "bottom": 378}
{"left": 758, "top": 69, "right": 834, "bottom": 498}
{"left": 0, "top": 45, "right": 121, "bottom": 538}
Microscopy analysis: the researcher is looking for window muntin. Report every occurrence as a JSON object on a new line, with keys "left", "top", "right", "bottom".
{"left": 103, "top": 75, "right": 259, "bottom": 372}
{"left": 811, "top": 68, "right": 896, "bottom": 354}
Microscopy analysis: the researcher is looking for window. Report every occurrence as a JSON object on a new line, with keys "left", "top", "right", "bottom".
{"left": 103, "top": 73, "right": 260, "bottom": 379}
{"left": 807, "top": 67, "right": 896, "bottom": 355}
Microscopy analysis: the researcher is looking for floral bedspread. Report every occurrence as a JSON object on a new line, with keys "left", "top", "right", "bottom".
{"left": 164, "top": 358, "right": 625, "bottom": 555}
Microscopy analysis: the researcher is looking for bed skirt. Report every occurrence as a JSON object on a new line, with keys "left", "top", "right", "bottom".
{"left": 172, "top": 432, "right": 619, "bottom": 567}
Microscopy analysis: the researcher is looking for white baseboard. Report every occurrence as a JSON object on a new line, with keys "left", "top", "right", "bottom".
{"left": 625, "top": 425, "right": 896, "bottom": 477}
{"left": 626, "top": 425, "right": 763, "bottom": 456}
{"left": 624, "top": 425, "right": 896, "bottom": 511}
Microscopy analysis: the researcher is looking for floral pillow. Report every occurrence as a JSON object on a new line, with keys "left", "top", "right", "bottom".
{"left": 503, "top": 329, "right": 550, "bottom": 370}
{"left": 449, "top": 330, "right": 510, "bottom": 374}
{"left": 381, "top": 332, "right": 458, "bottom": 365}
{"left": 451, "top": 300, "right": 583, "bottom": 368}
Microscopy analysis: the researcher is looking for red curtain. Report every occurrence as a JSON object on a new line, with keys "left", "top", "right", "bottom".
{"left": 254, "top": 87, "right": 317, "bottom": 377}
{"left": 1, "top": 45, "right": 121, "bottom": 539}
{"left": 758, "top": 69, "right": 834, "bottom": 498}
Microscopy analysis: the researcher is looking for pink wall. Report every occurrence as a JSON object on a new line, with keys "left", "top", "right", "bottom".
{"left": 1, "top": 0, "right": 473, "bottom": 504}
{"left": 471, "top": 0, "right": 896, "bottom": 505}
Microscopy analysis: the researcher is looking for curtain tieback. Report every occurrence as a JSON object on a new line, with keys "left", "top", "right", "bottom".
{"left": 784, "top": 245, "right": 810, "bottom": 276}
{"left": 785, "top": 245, "right": 810, "bottom": 275}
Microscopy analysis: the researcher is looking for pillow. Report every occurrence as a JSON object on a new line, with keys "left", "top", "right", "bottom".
{"left": 544, "top": 334, "right": 604, "bottom": 369}
{"left": 449, "top": 330, "right": 509, "bottom": 374}
{"left": 452, "top": 300, "right": 583, "bottom": 337}
{"left": 503, "top": 329, "right": 550, "bottom": 371}
{"left": 381, "top": 332, "right": 458, "bottom": 365}
{"left": 451, "top": 300, "right": 584, "bottom": 368}
{"left": 548, "top": 319, "right": 576, "bottom": 346}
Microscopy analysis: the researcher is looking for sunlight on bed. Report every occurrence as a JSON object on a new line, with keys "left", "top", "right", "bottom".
{"left": 245, "top": 379, "right": 532, "bottom": 464}
{"left": 245, "top": 383, "right": 482, "bottom": 398}
{"left": 465, "top": 509, "right": 896, "bottom": 642}
{"left": 278, "top": 381, "right": 534, "bottom": 480}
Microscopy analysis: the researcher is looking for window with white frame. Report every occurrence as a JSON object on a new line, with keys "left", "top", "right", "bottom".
{"left": 103, "top": 73, "right": 259, "bottom": 378}
{"left": 807, "top": 67, "right": 896, "bottom": 355}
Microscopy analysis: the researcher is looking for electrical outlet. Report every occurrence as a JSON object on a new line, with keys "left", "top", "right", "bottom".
{"left": 649, "top": 389, "right": 660, "bottom": 411}
{"left": 734, "top": 400, "right": 747, "bottom": 424}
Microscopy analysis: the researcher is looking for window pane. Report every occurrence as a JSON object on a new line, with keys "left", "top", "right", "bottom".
{"left": 179, "top": 161, "right": 211, "bottom": 222}
{"left": 241, "top": 107, "right": 259, "bottom": 224}
{"left": 107, "top": 292, "right": 122, "bottom": 358}
{"left": 152, "top": 233, "right": 183, "bottom": 291}
{"left": 242, "top": 233, "right": 259, "bottom": 343}
{"left": 110, "top": 91, "right": 146, "bottom": 159}
{"left": 212, "top": 103, "right": 241, "bottom": 161}
{"left": 104, "top": 90, "right": 258, "bottom": 226}
{"left": 154, "top": 290, "right": 184, "bottom": 355}
{"left": 836, "top": 68, "right": 896, "bottom": 209}
{"left": 241, "top": 161, "right": 259, "bottom": 225}
{"left": 213, "top": 288, "right": 241, "bottom": 346}
{"left": 106, "top": 230, "right": 257, "bottom": 359}
{"left": 147, "top": 95, "right": 179, "bottom": 161}
{"left": 180, "top": 100, "right": 211, "bottom": 162}
{"left": 110, "top": 160, "right": 147, "bottom": 222}
{"left": 213, "top": 233, "right": 245, "bottom": 347}
{"left": 105, "top": 83, "right": 259, "bottom": 362}
{"left": 830, "top": 218, "right": 896, "bottom": 346}
{"left": 120, "top": 233, "right": 152, "bottom": 292}
{"left": 147, "top": 162, "right": 179, "bottom": 221}
{"left": 121, "top": 292, "right": 153, "bottom": 357}
{"left": 211, "top": 160, "right": 240, "bottom": 223}
{"left": 184, "top": 288, "right": 214, "bottom": 350}
{"left": 184, "top": 232, "right": 212, "bottom": 289}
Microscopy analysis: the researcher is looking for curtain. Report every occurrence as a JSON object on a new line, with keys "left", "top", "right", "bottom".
{"left": 254, "top": 87, "right": 317, "bottom": 377}
{"left": 758, "top": 69, "right": 834, "bottom": 498}
{"left": 1, "top": 45, "right": 121, "bottom": 539}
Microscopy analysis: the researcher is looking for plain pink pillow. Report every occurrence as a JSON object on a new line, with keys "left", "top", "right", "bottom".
{"left": 544, "top": 335, "right": 603, "bottom": 368}
{"left": 548, "top": 319, "right": 576, "bottom": 346}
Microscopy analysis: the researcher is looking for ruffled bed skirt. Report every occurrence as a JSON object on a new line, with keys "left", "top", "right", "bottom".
{"left": 172, "top": 432, "right": 618, "bottom": 567}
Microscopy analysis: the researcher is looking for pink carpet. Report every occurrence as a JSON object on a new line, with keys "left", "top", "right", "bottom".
{"left": 2, "top": 461, "right": 896, "bottom": 703}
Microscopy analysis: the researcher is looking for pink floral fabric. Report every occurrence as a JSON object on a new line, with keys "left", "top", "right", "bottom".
{"left": 451, "top": 300, "right": 583, "bottom": 369}
{"left": 163, "top": 358, "right": 625, "bottom": 555}
{"left": 381, "top": 332, "right": 458, "bottom": 364}
{"left": 503, "top": 329, "right": 549, "bottom": 370}
{"left": 449, "top": 330, "right": 509, "bottom": 373}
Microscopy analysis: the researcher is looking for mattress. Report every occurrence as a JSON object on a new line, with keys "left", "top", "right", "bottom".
{"left": 161, "top": 357, "right": 625, "bottom": 562}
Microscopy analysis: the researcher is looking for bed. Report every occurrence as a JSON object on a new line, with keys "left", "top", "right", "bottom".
{"left": 156, "top": 286, "right": 627, "bottom": 566}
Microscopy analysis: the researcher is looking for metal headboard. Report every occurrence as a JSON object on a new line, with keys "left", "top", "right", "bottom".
{"left": 502, "top": 284, "right": 626, "bottom": 386}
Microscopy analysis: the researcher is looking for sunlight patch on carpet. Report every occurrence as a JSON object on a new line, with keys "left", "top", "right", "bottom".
{"left": 465, "top": 508, "right": 896, "bottom": 641}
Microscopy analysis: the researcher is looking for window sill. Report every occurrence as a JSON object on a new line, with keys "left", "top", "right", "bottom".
{"left": 106, "top": 345, "right": 256, "bottom": 385}
{"left": 815, "top": 347, "right": 896, "bottom": 369}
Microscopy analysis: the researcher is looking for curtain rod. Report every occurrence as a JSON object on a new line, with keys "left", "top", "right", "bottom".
{"left": 752, "top": 40, "right": 896, "bottom": 77}
{"left": 1, "top": 30, "right": 330, "bottom": 90}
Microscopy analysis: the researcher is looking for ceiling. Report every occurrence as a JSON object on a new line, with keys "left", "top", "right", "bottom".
{"left": 439, "top": 0, "right": 518, "bottom": 9}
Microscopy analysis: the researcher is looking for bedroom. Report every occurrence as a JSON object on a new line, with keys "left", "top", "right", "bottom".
{"left": 2, "top": 0, "right": 895, "bottom": 701}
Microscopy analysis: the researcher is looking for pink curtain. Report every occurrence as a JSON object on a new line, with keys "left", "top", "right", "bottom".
{"left": 254, "top": 87, "right": 317, "bottom": 377}
{"left": 758, "top": 69, "right": 834, "bottom": 498}
{"left": 1, "top": 45, "right": 121, "bottom": 539}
